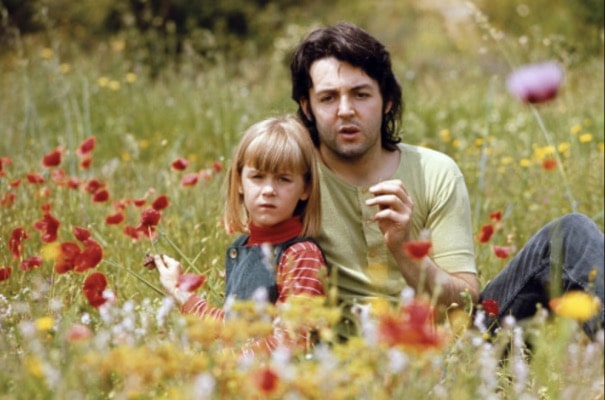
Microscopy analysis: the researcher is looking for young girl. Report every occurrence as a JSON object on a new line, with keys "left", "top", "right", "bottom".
{"left": 149, "top": 115, "right": 326, "bottom": 353}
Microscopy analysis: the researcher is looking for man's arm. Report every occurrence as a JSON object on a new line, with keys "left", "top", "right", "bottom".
{"left": 366, "top": 179, "right": 480, "bottom": 306}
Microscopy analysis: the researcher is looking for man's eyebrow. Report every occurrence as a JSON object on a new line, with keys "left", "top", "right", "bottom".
{"left": 312, "top": 83, "right": 374, "bottom": 93}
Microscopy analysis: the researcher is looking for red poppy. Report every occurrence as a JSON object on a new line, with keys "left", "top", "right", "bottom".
{"left": 73, "top": 226, "right": 91, "bottom": 241}
{"left": 92, "top": 189, "right": 110, "bottom": 203}
{"left": 133, "top": 198, "right": 147, "bottom": 207}
{"left": 9, "top": 179, "right": 21, "bottom": 188}
{"left": 50, "top": 169, "right": 67, "bottom": 185}
{"left": 67, "top": 177, "right": 81, "bottom": 189}
{"left": 20, "top": 256, "right": 43, "bottom": 271}
{"left": 542, "top": 158, "right": 557, "bottom": 171}
{"left": 139, "top": 208, "right": 161, "bottom": 228}
{"left": 181, "top": 173, "right": 199, "bottom": 187}
{"left": 212, "top": 161, "right": 223, "bottom": 173}
{"left": 9, "top": 227, "right": 29, "bottom": 259}
{"left": 82, "top": 272, "right": 108, "bottom": 308}
{"left": 403, "top": 240, "right": 432, "bottom": 260}
{"left": 1, "top": 192, "right": 16, "bottom": 207}
{"left": 80, "top": 157, "right": 92, "bottom": 170}
{"left": 55, "top": 241, "right": 81, "bottom": 274}
{"left": 33, "top": 212, "right": 60, "bottom": 243}
{"left": 177, "top": 273, "right": 206, "bottom": 292}
{"left": 26, "top": 172, "right": 45, "bottom": 184}
{"left": 85, "top": 179, "right": 104, "bottom": 194}
{"left": 171, "top": 157, "right": 189, "bottom": 171}
{"left": 123, "top": 225, "right": 141, "bottom": 240}
{"left": 42, "top": 148, "right": 62, "bottom": 168}
{"left": 481, "top": 299, "right": 499, "bottom": 317}
{"left": 74, "top": 239, "right": 103, "bottom": 272}
{"left": 77, "top": 136, "right": 96, "bottom": 157}
{"left": 254, "top": 367, "right": 279, "bottom": 394}
{"left": 489, "top": 211, "right": 502, "bottom": 222}
{"left": 0, "top": 156, "right": 12, "bottom": 176}
{"left": 106, "top": 212, "right": 125, "bottom": 225}
{"left": 378, "top": 299, "right": 442, "bottom": 350}
{"left": 151, "top": 195, "right": 169, "bottom": 211}
{"left": 0, "top": 267, "right": 12, "bottom": 282}
{"left": 41, "top": 203, "right": 52, "bottom": 213}
{"left": 476, "top": 224, "right": 494, "bottom": 243}
{"left": 492, "top": 245, "right": 511, "bottom": 259}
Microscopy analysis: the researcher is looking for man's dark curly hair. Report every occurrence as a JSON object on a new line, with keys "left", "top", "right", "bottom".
{"left": 290, "top": 22, "right": 403, "bottom": 151}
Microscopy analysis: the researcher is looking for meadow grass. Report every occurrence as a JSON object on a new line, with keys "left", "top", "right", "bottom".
{"left": 0, "top": 1, "right": 603, "bottom": 399}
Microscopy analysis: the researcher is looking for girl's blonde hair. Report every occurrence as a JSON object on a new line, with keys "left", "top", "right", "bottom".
{"left": 224, "top": 115, "right": 321, "bottom": 237}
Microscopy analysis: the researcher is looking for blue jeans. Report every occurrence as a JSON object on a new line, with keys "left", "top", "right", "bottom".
{"left": 480, "top": 213, "right": 604, "bottom": 336}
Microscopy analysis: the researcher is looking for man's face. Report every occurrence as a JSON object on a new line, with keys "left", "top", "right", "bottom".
{"left": 302, "top": 57, "right": 389, "bottom": 162}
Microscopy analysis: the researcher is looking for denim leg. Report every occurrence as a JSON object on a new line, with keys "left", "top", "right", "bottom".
{"left": 480, "top": 213, "right": 604, "bottom": 336}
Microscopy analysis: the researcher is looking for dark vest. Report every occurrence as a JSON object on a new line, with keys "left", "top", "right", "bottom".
{"left": 224, "top": 236, "right": 320, "bottom": 304}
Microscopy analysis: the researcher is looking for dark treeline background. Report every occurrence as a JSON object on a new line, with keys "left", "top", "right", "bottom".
{"left": 1, "top": 0, "right": 603, "bottom": 75}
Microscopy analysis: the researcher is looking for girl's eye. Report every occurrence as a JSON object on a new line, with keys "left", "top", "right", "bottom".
{"left": 278, "top": 176, "right": 292, "bottom": 183}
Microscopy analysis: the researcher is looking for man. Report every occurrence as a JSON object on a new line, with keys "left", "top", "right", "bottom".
{"left": 290, "top": 22, "right": 604, "bottom": 338}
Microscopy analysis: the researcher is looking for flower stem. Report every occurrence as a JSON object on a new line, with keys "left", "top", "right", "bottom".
{"left": 530, "top": 105, "right": 578, "bottom": 212}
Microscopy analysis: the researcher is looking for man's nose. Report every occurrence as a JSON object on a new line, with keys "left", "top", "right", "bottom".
{"left": 337, "top": 96, "right": 354, "bottom": 117}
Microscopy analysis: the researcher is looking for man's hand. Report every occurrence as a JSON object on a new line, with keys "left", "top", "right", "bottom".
{"left": 366, "top": 179, "right": 413, "bottom": 252}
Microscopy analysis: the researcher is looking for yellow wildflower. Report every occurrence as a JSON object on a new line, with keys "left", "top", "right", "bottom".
{"left": 108, "top": 80, "right": 121, "bottom": 91}
{"left": 474, "top": 138, "right": 484, "bottom": 147}
{"left": 139, "top": 139, "right": 150, "bottom": 149}
{"left": 25, "top": 356, "right": 44, "bottom": 378}
{"left": 579, "top": 133, "right": 593, "bottom": 143}
{"left": 452, "top": 139, "right": 461, "bottom": 149}
{"left": 570, "top": 124, "right": 581, "bottom": 135}
{"left": 41, "top": 48, "right": 53, "bottom": 60}
{"left": 500, "top": 156, "right": 513, "bottom": 166}
{"left": 35, "top": 316, "right": 55, "bottom": 332}
{"left": 439, "top": 129, "right": 451, "bottom": 143}
{"left": 519, "top": 158, "right": 531, "bottom": 168}
{"left": 97, "top": 76, "right": 109, "bottom": 88}
{"left": 125, "top": 72, "right": 137, "bottom": 83}
{"left": 557, "top": 142, "right": 571, "bottom": 153}
{"left": 549, "top": 291, "right": 601, "bottom": 322}
{"left": 40, "top": 242, "right": 61, "bottom": 262}
{"left": 59, "top": 63, "right": 71, "bottom": 74}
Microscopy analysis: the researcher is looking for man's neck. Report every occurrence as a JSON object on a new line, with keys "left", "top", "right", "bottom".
{"left": 319, "top": 146, "right": 401, "bottom": 187}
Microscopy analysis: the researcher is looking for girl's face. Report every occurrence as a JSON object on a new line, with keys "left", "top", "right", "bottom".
{"left": 239, "top": 165, "right": 309, "bottom": 228}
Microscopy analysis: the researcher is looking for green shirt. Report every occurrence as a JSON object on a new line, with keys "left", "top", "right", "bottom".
{"left": 318, "top": 144, "right": 476, "bottom": 337}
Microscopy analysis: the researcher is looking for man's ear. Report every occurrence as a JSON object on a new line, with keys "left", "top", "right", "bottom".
{"left": 384, "top": 99, "right": 393, "bottom": 114}
{"left": 300, "top": 98, "right": 312, "bottom": 120}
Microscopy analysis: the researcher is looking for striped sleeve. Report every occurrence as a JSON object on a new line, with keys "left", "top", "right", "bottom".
{"left": 180, "top": 240, "right": 327, "bottom": 356}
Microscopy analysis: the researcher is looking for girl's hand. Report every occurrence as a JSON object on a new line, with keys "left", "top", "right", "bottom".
{"left": 150, "top": 254, "right": 191, "bottom": 304}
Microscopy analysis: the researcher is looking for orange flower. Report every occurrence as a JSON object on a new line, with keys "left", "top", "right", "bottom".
{"left": 542, "top": 158, "right": 557, "bottom": 171}
{"left": 378, "top": 298, "right": 443, "bottom": 351}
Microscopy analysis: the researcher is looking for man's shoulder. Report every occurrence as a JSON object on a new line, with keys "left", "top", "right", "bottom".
{"left": 398, "top": 143, "right": 458, "bottom": 167}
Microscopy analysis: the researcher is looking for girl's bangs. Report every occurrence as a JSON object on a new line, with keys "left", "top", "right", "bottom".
{"left": 243, "top": 133, "right": 307, "bottom": 174}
